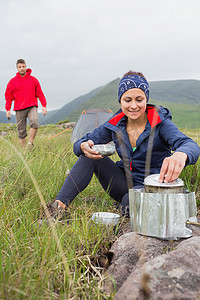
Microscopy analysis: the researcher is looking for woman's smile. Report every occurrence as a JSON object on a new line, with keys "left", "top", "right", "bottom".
{"left": 120, "top": 88, "right": 147, "bottom": 121}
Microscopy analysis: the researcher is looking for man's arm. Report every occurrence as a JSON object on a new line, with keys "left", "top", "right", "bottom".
{"left": 5, "top": 81, "right": 14, "bottom": 112}
{"left": 35, "top": 79, "right": 47, "bottom": 107}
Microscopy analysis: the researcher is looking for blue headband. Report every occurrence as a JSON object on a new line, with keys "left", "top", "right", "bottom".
{"left": 118, "top": 74, "right": 149, "bottom": 102}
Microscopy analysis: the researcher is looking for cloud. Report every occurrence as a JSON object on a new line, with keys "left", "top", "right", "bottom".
{"left": 1, "top": 0, "right": 200, "bottom": 111}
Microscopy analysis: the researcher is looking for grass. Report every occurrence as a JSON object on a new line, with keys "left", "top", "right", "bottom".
{"left": 0, "top": 124, "right": 200, "bottom": 299}
{"left": 178, "top": 128, "right": 200, "bottom": 206}
{"left": 0, "top": 126, "right": 119, "bottom": 299}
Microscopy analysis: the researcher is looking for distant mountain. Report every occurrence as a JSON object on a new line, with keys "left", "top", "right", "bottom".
{"left": 62, "top": 79, "right": 120, "bottom": 122}
{"left": 0, "top": 111, "right": 16, "bottom": 123}
{"left": 149, "top": 79, "right": 200, "bottom": 104}
{"left": 41, "top": 78, "right": 200, "bottom": 127}
{"left": 41, "top": 85, "right": 104, "bottom": 125}
{"left": 38, "top": 109, "right": 59, "bottom": 124}
{"left": 1, "top": 79, "right": 200, "bottom": 129}
{"left": 40, "top": 78, "right": 120, "bottom": 125}
{"left": 0, "top": 110, "right": 57, "bottom": 124}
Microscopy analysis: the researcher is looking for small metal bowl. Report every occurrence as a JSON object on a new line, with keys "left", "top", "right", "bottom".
{"left": 92, "top": 144, "right": 116, "bottom": 156}
{"left": 92, "top": 212, "right": 120, "bottom": 226}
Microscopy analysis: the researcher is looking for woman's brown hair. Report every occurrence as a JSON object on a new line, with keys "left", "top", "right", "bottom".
{"left": 122, "top": 70, "right": 146, "bottom": 80}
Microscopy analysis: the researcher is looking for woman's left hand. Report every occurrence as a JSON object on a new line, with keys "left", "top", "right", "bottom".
{"left": 159, "top": 151, "right": 188, "bottom": 183}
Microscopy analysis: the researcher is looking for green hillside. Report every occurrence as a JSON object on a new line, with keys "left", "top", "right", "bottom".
{"left": 151, "top": 100, "right": 200, "bottom": 129}
{"left": 37, "top": 78, "right": 200, "bottom": 128}
{"left": 65, "top": 79, "right": 200, "bottom": 129}
{"left": 41, "top": 85, "right": 104, "bottom": 125}
{"left": 66, "top": 79, "right": 120, "bottom": 121}
{"left": 149, "top": 80, "right": 200, "bottom": 104}
{"left": 38, "top": 109, "right": 59, "bottom": 123}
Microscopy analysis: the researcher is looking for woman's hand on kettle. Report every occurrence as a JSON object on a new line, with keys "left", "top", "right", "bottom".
{"left": 159, "top": 152, "right": 187, "bottom": 183}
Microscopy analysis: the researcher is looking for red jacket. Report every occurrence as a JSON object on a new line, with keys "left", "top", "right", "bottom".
{"left": 5, "top": 68, "right": 47, "bottom": 111}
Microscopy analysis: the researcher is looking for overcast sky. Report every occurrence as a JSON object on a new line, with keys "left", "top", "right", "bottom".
{"left": 1, "top": 0, "right": 200, "bottom": 111}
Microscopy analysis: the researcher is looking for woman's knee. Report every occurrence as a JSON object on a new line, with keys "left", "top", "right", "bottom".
{"left": 77, "top": 154, "right": 99, "bottom": 167}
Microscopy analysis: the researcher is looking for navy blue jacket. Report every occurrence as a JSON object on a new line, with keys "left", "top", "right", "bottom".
{"left": 73, "top": 105, "right": 200, "bottom": 186}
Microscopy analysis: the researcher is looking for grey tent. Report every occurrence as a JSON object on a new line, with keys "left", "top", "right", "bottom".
{"left": 71, "top": 108, "right": 113, "bottom": 143}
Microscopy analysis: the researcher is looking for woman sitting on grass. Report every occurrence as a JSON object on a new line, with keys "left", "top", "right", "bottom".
{"left": 48, "top": 70, "right": 200, "bottom": 219}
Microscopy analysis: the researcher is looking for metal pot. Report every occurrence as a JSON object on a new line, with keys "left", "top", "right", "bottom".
{"left": 144, "top": 174, "right": 184, "bottom": 193}
{"left": 129, "top": 174, "right": 197, "bottom": 240}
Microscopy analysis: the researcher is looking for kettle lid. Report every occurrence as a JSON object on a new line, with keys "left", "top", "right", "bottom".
{"left": 144, "top": 174, "right": 184, "bottom": 188}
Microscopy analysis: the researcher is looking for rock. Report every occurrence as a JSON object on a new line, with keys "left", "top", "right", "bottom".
{"left": 105, "top": 217, "right": 200, "bottom": 299}
{"left": 105, "top": 231, "right": 175, "bottom": 292}
{"left": 1, "top": 131, "right": 8, "bottom": 136}
{"left": 114, "top": 237, "right": 200, "bottom": 300}
{"left": 57, "top": 122, "right": 76, "bottom": 129}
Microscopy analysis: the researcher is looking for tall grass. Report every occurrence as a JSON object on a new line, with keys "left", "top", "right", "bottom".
{"left": 179, "top": 128, "right": 200, "bottom": 207}
{"left": 0, "top": 125, "right": 199, "bottom": 299}
{"left": 0, "top": 127, "right": 119, "bottom": 299}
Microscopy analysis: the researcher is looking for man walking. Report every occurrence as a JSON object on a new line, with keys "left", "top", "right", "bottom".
{"left": 5, "top": 59, "right": 47, "bottom": 146}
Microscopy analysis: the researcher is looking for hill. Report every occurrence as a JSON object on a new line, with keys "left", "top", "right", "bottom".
{"left": 150, "top": 100, "right": 200, "bottom": 129}
{"left": 41, "top": 85, "right": 104, "bottom": 125}
{"left": 1, "top": 79, "right": 200, "bottom": 129}
{"left": 62, "top": 79, "right": 120, "bottom": 122}
{"left": 38, "top": 109, "right": 59, "bottom": 123}
{"left": 149, "top": 79, "right": 200, "bottom": 103}
{"left": 41, "top": 78, "right": 200, "bottom": 128}
{"left": 0, "top": 111, "right": 16, "bottom": 123}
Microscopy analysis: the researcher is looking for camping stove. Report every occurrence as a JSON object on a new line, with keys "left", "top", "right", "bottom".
{"left": 129, "top": 174, "right": 197, "bottom": 240}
